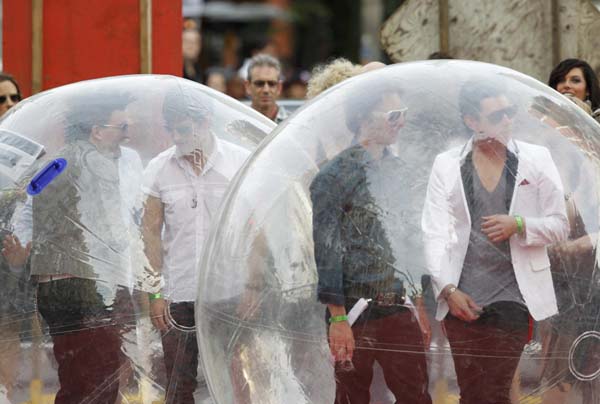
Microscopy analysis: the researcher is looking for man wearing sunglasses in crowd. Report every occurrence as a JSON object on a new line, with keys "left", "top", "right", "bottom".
{"left": 245, "top": 53, "right": 289, "bottom": 123}
{"left": 311, "top": 79, "right": 432, "bottom": 404}
{"left": 141, "top": 88, "right": 249, "bottom": 403}
{"left": 0, "top": 73, "right": 21, "bottom": 117}
{"left": 421, "top": 79, "right": 568, "bottom": 404}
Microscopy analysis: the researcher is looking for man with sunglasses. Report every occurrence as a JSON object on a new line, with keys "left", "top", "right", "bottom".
{"left": 141, "top": 89, "right": 249, "bottom": 403}
{"left": 245, "top": 54, "right": 288, "bottom": 123}
{"left": 0, "top": 73, "right": 21, "bottom": 117}
{"left": 311, "top": 80, "right": 432, "bottom": 404}
{"left": 15, "top": 90, "right": 144, "bottom": 404}
{"left": 422, "top": 79, "right": 568, "bottom": 404}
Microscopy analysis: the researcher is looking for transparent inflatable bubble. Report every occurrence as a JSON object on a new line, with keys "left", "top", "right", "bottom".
{"left": 0, "top": 75, "right": 274, "bottom": 403}
{"left": 198, "top": 61, "right": 600, "bottom": 403}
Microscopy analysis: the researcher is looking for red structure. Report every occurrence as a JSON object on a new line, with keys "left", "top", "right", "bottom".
{"left": 3, "top": 0, "right": 182, "bottom": 97}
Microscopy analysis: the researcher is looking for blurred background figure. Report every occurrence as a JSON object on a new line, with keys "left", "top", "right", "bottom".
{"left": 283, "top": 70, "right": 309, "bottom": 100}
{"left": 538, "top": 57, "right": 600, "bottom": 404}
{"left": 205, "top": 67, "right": 227, "bottom": 93}
{"left": 226, "top": 76, "right": 247, "bottom": 100}
{"left": 245, "top": 54, "right": 288, "bottom": 123}
{"left": 182, "top": 19, "right": 203, "bottom": 83}
{"left": 237, "top": 40, "right": 277, "bottom": 81}
{"left": 0, "top": 73, "right": 21, "bottom": 117}
{"left": 548, "top": 58, "right": 600, "bottom": 123}
{"left": 306, "top": 58, "right": 360, "bottom": 99}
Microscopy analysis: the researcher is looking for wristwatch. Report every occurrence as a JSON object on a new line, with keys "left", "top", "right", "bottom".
{"left": 443, "top": 286, "right": 457, "bottom": 300}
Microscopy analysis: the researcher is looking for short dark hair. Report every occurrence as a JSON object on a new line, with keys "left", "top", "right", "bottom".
{"left": 162, "top": 85, "right": 213, "bottom": 129}
{"left": 548, "top": 58, "right": 600, "bottom": 111}
{"left": 458, "top": 78, "right": 508, "bottom": 119}
{"left": 65, "top": 90, "right": 134, "bottom": 142}
{"left": 345, "top": 79, "right": 402, "bottom": 135}
{"left": 247, "top": 54, "right": 281, "bottom": 82}
{"left": 0, "top": 73, "right": 21, "bottom": 96}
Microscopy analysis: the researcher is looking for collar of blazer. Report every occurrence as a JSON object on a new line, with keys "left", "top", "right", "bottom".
{"left": 459, "top": 136, "right": 520, "bottom": 164}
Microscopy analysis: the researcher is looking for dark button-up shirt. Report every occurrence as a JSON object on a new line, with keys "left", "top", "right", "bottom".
{"left": 310, "top": 145, "right": 404, "bottom": 310}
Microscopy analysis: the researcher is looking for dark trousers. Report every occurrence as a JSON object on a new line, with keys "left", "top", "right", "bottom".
{"left": 334, "top": 308, "right": 432, "bottom": 404}
{"left": 161, "top": 302, "right": 198, "bottom": 404}
{"left": 37, "top": 278, "right": 123, "bottom": 404}
{"left": 444, "top": 301, "right": 529, "bottom": 404}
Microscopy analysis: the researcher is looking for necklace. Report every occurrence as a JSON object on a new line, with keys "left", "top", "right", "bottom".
{"left": 181, "top": 150, "right": 206, "bottom": 209}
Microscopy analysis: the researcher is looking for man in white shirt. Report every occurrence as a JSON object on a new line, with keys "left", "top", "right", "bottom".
{"left": 141, "top": 91, "right": 249, "bottom": 403}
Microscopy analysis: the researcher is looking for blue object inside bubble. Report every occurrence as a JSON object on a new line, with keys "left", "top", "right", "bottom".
{"left": 27, "top": 158, "right": 67, "bottom": 195}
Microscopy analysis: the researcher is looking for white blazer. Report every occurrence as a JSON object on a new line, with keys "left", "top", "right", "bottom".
{"left": 421, "top": 138, "right": 569, "bottom": 321}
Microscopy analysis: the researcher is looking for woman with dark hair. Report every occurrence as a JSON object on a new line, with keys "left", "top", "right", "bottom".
{"left": 0, "top": 72, "right": 21, "bottom": 117}
{"left": 542, "top": 58, "right": 600, "bottom": 402}
{"left": 548, "top": 58, "right": 600, "bottom": 121}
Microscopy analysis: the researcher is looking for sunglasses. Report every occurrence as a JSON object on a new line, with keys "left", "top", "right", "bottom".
{"left": 485, "top": 105, "right": 518, "bottom": 124}
{"left": 100, "top": 123, "right": 129, "bottom": 132}
{"left": 251, "top": 80, "right": 279, "bottom": 88}
{"left": 0, "top": 94, "right": 21, "bottom": 104}
{"left": 386, "top": 107, "right": 408, "bottom": 124}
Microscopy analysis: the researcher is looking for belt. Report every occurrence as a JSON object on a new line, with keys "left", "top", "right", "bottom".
{"left": 372, "top": 292, "right": 405, "bottom": 307}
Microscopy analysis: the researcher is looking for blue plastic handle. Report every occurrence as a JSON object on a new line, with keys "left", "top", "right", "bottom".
{"left": 27, "top": 158, "right": 68, "bottom": 195}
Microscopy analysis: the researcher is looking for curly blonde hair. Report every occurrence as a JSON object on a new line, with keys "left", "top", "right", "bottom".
{"left": 306, "top": 58, "right": 361, "bottom": 99}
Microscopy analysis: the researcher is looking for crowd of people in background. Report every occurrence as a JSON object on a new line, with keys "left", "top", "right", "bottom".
{"left": 179, "top": 14, "right": 600, "bottom": 134}
{"left": 182, "top": 19, "right": 310, "bottom": 102}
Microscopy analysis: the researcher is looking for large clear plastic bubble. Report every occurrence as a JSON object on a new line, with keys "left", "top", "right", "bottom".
{"left": 198, "top": 61, "right": 600, "bottom": 403}
{"left": 0, "top": 75, "right": 274, "bottom": 403}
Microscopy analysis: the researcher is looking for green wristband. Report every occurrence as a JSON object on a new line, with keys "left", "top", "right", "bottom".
{"left": 515, "top": 215, "right": 524, "bottom": 234}
{"left": 329, "top": 315, "right": 348, "bottom": 324}
{"left": 149, "top": 292, "right": 162, "bottom": 300}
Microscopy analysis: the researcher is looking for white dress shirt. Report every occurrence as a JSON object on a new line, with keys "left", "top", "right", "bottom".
{"left": 141, "top": 138, "right": 249, "bottom": 302}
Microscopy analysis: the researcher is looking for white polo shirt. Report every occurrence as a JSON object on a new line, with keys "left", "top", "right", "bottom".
{"left": 141, "top": 138, "right": 249, "bottom": 302}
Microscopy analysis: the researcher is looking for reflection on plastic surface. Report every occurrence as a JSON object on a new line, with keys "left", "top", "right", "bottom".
{"left": 0, "top": 75, "right": 273, "bottom": 403}
{"left": 197, "top": 61, "right": 600, "bottom": 403}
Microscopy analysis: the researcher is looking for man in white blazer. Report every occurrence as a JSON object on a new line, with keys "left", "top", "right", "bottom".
{"left": 421, "top": 79, "right": 569, "bottom": 404}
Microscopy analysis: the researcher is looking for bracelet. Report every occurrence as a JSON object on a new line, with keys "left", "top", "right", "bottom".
{"left": 515, "top": 215, "right": 524, "bottom": 234}
{"left": 149, "top": 292, "right": 162, "bottom": 300}
{"left": 329, "top": 315, "right": 348, "bottom": 324}
{"left": 443, "top": 286, "right": 457, "bottom": 300}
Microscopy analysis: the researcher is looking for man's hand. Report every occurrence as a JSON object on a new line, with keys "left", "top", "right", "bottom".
{"left": 149, "top": 298, "right": 169, "bottom": 332}
{"left": 551, "top": 235, "right": 593, "bottom": 258}
{"left": 447, "top": 289, "right": 481, "bottom": 322}
{"left": 2, "top": 234, "right": 31, "bottom": 268}
{"left": 482, "top": 214, "right": 520, "bottom": 242}
{"left": 329, "top": 321, "right": 355, "bottom": 362}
